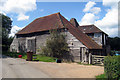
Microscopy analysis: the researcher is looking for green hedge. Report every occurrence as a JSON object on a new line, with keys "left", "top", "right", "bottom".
{"left": 104, "top": 56, "right": 120, "bottom": 80}
{"left": 2, "top": 51, "right": 26, "bottom": 58}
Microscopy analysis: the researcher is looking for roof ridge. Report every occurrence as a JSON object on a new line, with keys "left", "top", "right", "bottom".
{"left": 16, "top": 12, "right": 102, "bottom": 49}
{"left": 56, "top": 12, "right": 65, "bottom": 28}
{"left": 37, "top": 12, "right": 60, "bottom": 19}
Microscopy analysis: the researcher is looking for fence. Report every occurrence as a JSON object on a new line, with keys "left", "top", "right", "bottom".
{"left": 91, "top": 55, "right": 106, "bottom": 65}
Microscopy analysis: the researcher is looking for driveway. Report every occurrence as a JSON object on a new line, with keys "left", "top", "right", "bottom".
{"left": 2, "top": 56, "right": 104, "bottom": 78}
{"left": 2, "top": 56, "right": 50, "bottom": 78}
{"left": 29, "top": 61, "right": 104, "bottom": 78}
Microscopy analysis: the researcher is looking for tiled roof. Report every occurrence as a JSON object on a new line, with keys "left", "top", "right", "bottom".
{"left": 16, "top": 13, "right": 64, "bottom": 34}
{"left": 16, "top": 12, "right": 102, "bottom": 49}
{"left": 59, "top": 14, "right": 102, "bottom": 49}
{"left": 70, "top": 18, "right": 79, "bottom": 27}
{"left": 78, "top": 25, "right": 105, "bottom": 34}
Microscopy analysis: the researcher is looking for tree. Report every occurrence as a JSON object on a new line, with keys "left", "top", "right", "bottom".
{"left": 0, "top": 13, "right": 13, "bottom": 51}
{"left": 108, "top": 37, "right": 120, "bottom": 51}
{"left": 41, "top": 29, "right": 69, "bottom": 59}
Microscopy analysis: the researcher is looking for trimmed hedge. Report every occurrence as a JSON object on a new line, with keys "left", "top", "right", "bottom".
{"left": 104, "top": 56, "right": 120, "bottom": 80}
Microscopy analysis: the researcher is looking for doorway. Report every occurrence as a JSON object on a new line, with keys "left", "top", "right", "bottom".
{"left": 27, "top": 37, "right": 36, "bottom": 53}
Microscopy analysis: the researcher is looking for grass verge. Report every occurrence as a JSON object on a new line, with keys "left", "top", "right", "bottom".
{"left": 96, "top": 73, "right": 105, "bottom": 78}
{"left": 32, "top": 54, "right": 56, "bottom": 62}
{"left": 2, "top": 52, "right": 56, "bottom": 62}
{"left": 96, "top": 73, "right": 107, "bottom": 80}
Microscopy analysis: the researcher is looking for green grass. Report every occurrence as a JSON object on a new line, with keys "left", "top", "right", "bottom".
{"left": 96, "top": 73, "right": 120, "bottom": 80}
{"left": 3, "top": 52, "right": 56, "bottom": 62}
{"left": 32, "top": 54, "right": 56, "bottom": 62}
{"left": 96, "top": 73, "right": 107, "bottom": 80}
{"left": 2, "top": 52, "right": 26, "bottom": 58}
{"left": 96, "top": 74, "right": 105, "bottom": 78}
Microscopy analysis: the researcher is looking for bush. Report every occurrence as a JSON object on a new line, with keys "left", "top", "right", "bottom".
{"left": 104, "top": 56, "right": 120, "bottom": 79}
{"left": 109, "top": 50, "right": 116, "bottom": 56}
{"left": 41, "top": 29, "right": 69, "bottom": 59}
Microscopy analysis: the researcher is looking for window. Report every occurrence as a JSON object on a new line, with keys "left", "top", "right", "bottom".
{"left": 87, "top": 33, "right": 94, "bottom": 38}
{"left": 94, "top": 33, "right": 101, "bottom": 38}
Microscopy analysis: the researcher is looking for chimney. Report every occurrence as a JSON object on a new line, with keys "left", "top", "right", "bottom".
{"left": 70, "top": 18, "right": 79, "bottom": 27}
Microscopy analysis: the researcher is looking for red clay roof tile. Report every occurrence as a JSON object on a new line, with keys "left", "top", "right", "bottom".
{"left": 59, "top": 14, "right": 102, "bottom": 49}
{"left": 78, "top": 25, "right": 106, "bottom": 34}
{"left": 16, "top": 12, "right": 102, "bottom": 49}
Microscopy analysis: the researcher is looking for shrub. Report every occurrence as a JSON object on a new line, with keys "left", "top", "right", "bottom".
{"left": 109, "top": 50, "right": 116, "bottom": 56}
{"left": 41, "top": 29, "right": 69, "bottom": 59}
{"left": 40, "top": 46, "right": 50, "bottom": 56}
{"left": 104, "top": 56, "right": 120, "bottom": 79}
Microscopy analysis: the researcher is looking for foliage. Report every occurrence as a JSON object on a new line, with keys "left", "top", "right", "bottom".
{"left": 3, "top": 51, "right": 26, "bottom": 58}
{"left": 104, "top": 56, "right": 120, "bottom": 80}
{"left": 41, "top": 29, "right": 69, "bottom": 59}
{"left": 96, "top": 73, "right": 106, "bottom": 80}
{"left": 1, "top": 13, "right": 13, "bottom": 51}
{"left": 3, "top": 51, "right": 56, "bottom": 62}
{"left": 108, "top": 37, "right": 120, "bottom": 51}
{"left": 109, "top": 50, "right": 116, "bottom": 56}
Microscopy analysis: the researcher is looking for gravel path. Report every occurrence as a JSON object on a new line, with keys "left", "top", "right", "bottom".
{"left": 29, "top": 61, "right": 104, "bottom": 78}
{"left": 2, "top": 55, "right": 104, "bottom": 78}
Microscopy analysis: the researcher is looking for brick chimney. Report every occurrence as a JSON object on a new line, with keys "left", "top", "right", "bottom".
{"left": 70, "top": 18, "right": 79, "bottom": 27}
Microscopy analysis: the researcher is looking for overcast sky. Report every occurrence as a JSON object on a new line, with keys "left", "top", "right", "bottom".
{"left": 0, "top": 0, "right": 119, "bottom": 37}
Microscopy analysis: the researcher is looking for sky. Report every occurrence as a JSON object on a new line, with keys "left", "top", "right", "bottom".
{"left": 0, "top": 0, "right": 119, "bottom": 37}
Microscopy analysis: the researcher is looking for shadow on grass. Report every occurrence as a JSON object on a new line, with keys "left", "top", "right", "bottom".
{"left": 31, "top": 59, "right": 39, "bottom": 62}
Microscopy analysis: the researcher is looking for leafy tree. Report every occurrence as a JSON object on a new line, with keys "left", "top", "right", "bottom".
{"left": 41, "top": 29, "right": 69, "bottom": 59}
{"left": 0, "top": 13, "right": 13, "bottom": 51}
{"left": 108, "top": 37, "right": 120, "bottom": 51}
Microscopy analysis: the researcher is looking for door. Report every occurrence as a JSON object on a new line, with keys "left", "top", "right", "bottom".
{"left": 80, "top": 47, "right": 85, "bottom": 62}
{"left": 27, "top": 38, "right": 36, "bottom": 53}
{"left": 80, "top": 47, "right": 88, "bottom": 63}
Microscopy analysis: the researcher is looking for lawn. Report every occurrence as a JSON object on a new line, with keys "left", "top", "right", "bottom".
{"left": 96, "top": 73, "right": 105, "bottom": 78}
{"left": 96, "top": 73, "right": 106, "bottom": 80}
{"left": 32, "top": 54, "right": 56, "bottom": 62}
{"left": 2, "top": 52, "right": 57, "bottom": 62}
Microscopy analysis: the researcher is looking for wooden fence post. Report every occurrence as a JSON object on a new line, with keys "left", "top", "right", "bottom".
{"left": 88, "top": 53, "right": 92, "bottom": 64}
